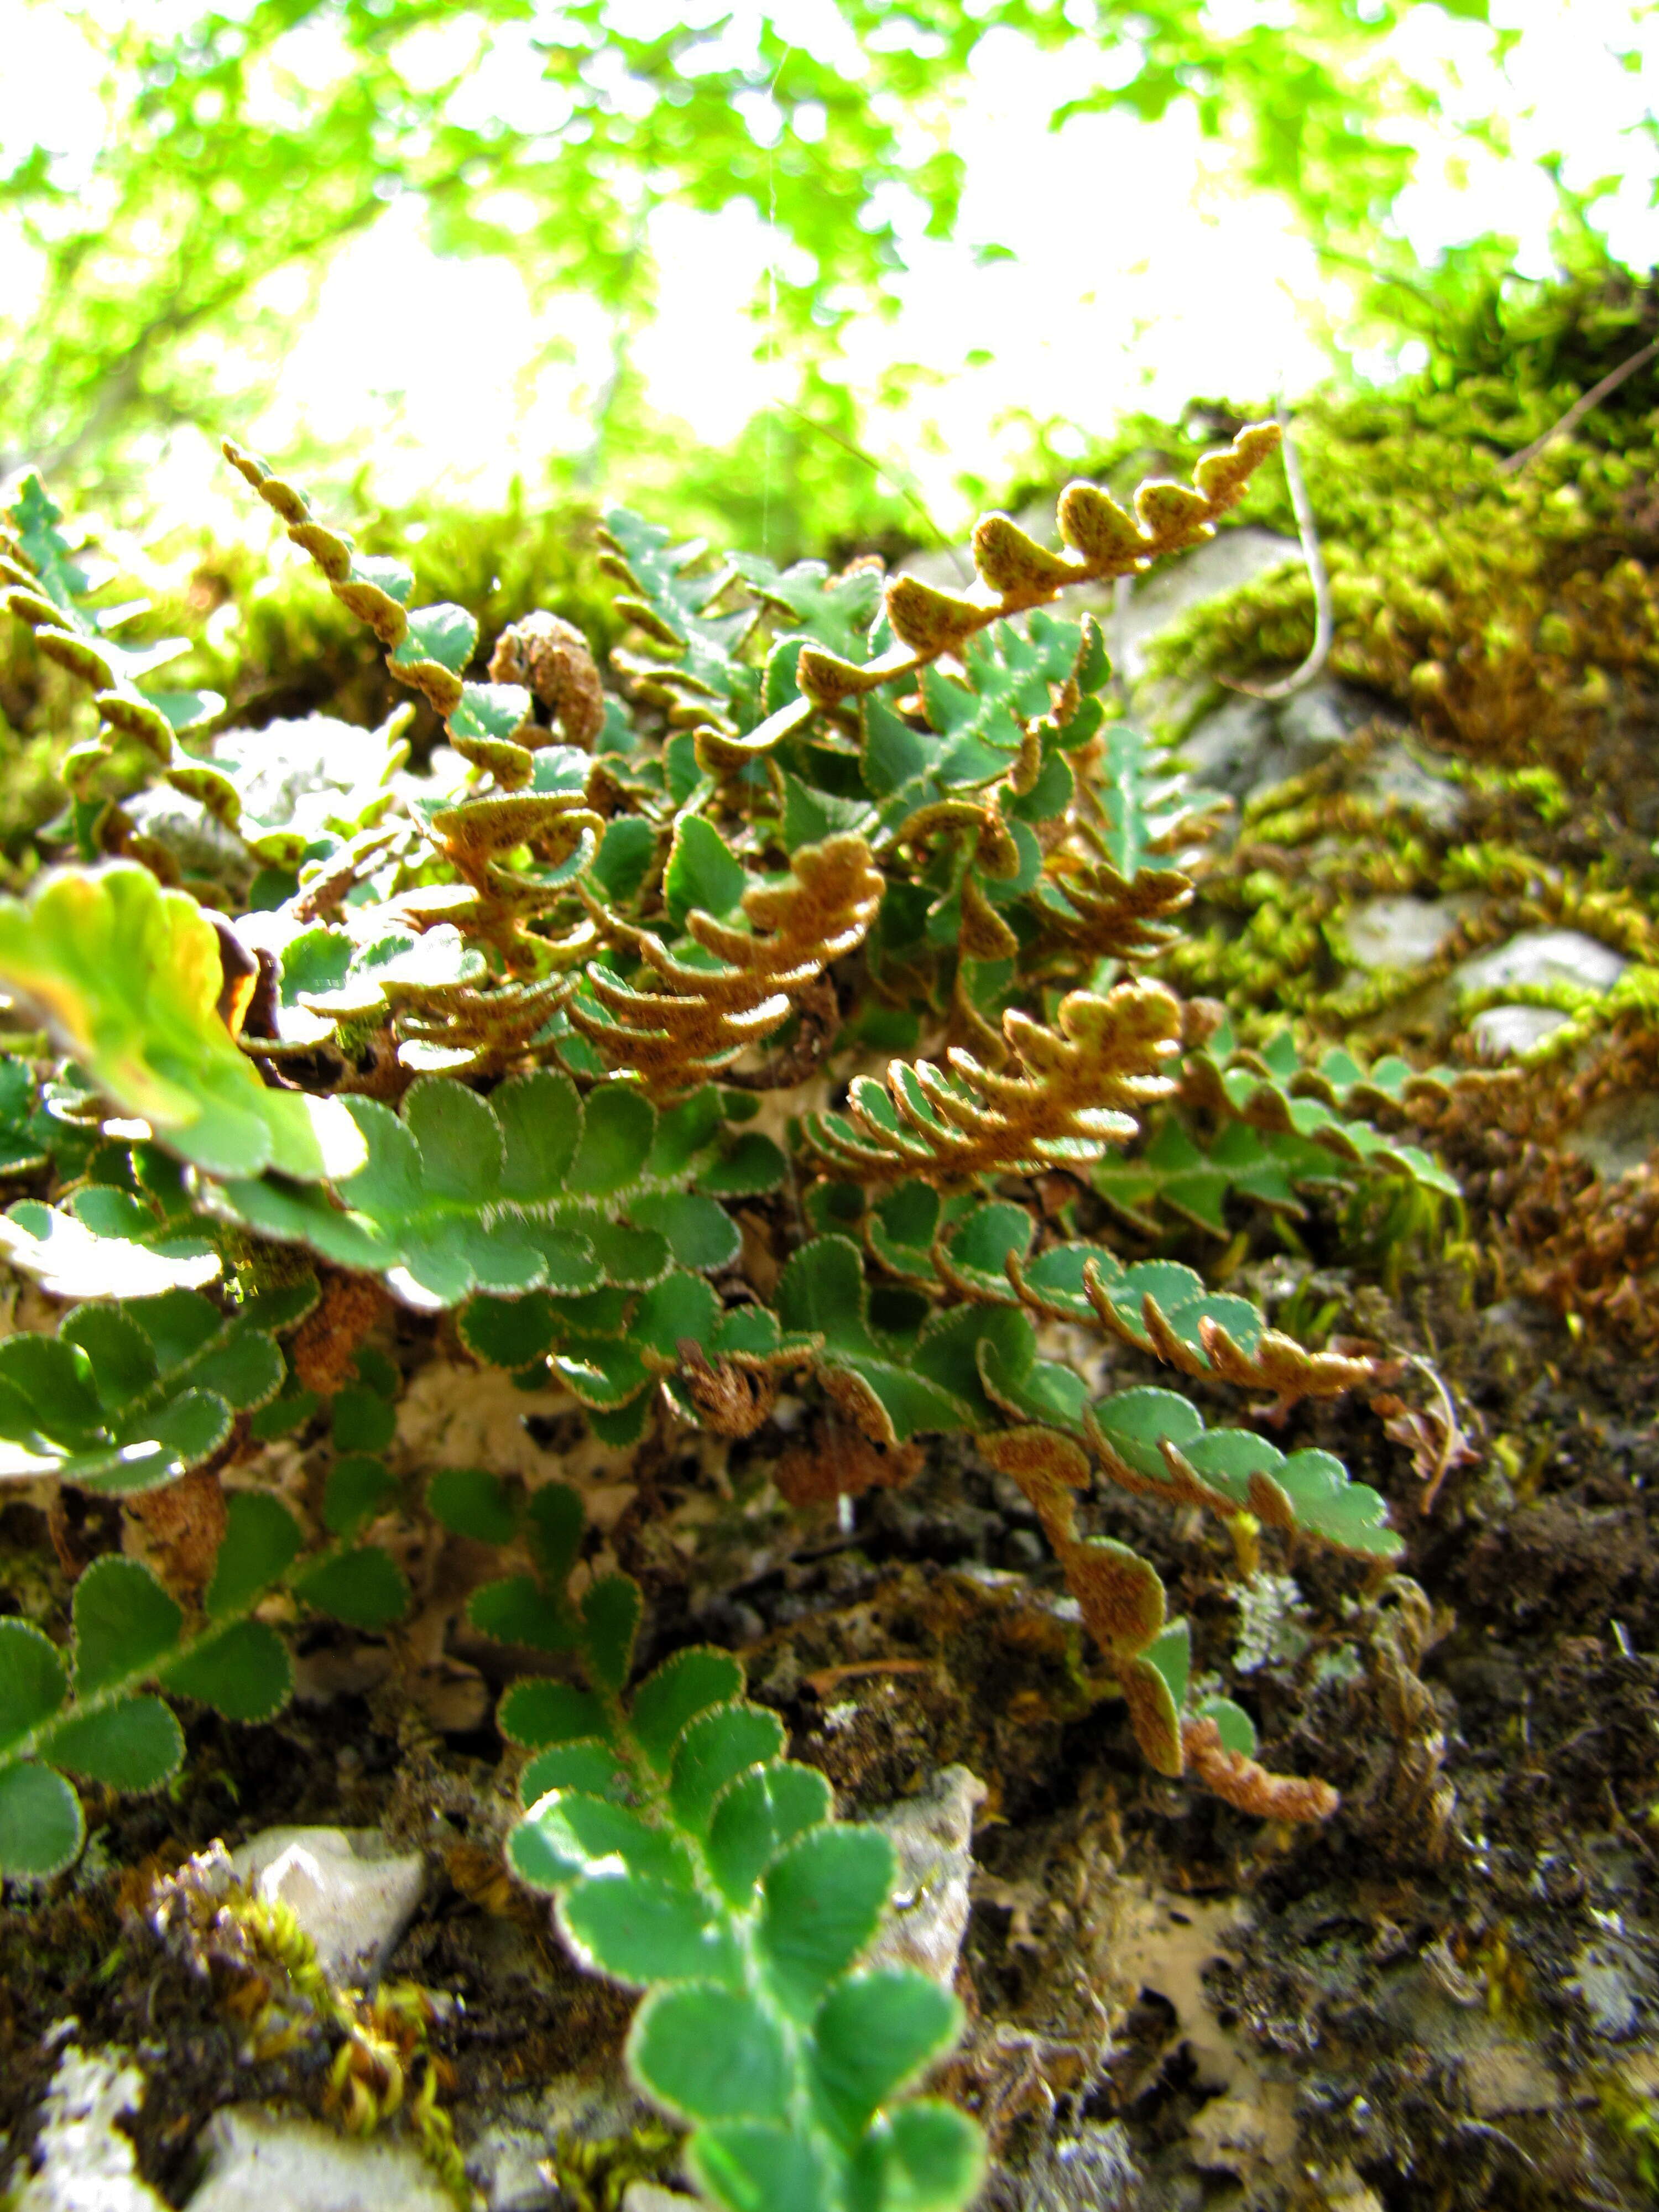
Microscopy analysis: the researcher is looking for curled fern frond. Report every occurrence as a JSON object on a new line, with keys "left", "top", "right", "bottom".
{"left": 805, "top": 979, "right": 1181, "bottom": 1183}
{"left": 573, "top": 833, "right": 884, "bottom": 1095}
{"left": 796, "top": 421, "right": 1282, "bottom": 707}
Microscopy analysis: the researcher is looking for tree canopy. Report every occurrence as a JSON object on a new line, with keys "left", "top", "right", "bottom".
{"left": 4, "top": 0, "right": 1506, "bottom": 491}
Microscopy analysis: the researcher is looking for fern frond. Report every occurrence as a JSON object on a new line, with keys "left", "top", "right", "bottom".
{"left": 805, "top": 979, "right": 1181, "bottom": 1182}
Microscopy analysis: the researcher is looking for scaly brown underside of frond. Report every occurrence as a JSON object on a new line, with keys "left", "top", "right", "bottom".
{"left": 796, "top": 422, "right": 1282, "bottom": 708}
{"left": 805, "top": 979, "right": 1182, "bottom": 1185}
{"left": 570, "top": 832, "right": 884, "bottom": 1095}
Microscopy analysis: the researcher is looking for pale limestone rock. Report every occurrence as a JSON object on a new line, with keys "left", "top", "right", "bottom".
{"left": 1469, "top": 1004, "right": 1572, "bottom": 1058}
{"left": 1343, "top": 894, "right": 1478, "bottom": 972}
{"left": 227, "top": 1827, "right": 425, "bottom": 1987}
{"left": 14, "top": 2040, "right": 169, "bottom": 2212}
{"left": 865, "top": 1765, "right": 985, "bottom": 1985}
{"left": 1454, "top": 926, "right": 1629, "bottom": 997}
{"left": 1463, "top": 2041, "right": 1562, "bottom": 2117}
{"left": 1018, "top": 2122, "right": 1141, "bottom": 2211}
{"left": 1350, "top": 738, "right": 1469, "bottom": 833}
{"left": 185, "top": 2106, "right": 455, "bottom": 2212}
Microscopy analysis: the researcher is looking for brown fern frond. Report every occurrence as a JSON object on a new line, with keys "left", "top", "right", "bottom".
{"left": 797, "top": 422, "right": 1282, "bottom": 707}
{"left": 1181, "top": 1717, "right": 1339, "bottom": 1823}
{"left": 570, "top": 832, "right": 883, "bottom": 1094}
{"left": 804, "top": 979, "right": 1181, "bottom": 1185}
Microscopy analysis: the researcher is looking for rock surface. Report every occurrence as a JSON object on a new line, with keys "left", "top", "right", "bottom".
{"left": 899, "top": 519, "right": 1300, "bottom": 686}
{"left": 227, "top": 1827, "right": 425, "bottom": 1987}
{"left": 1469, "top": 1004, "right": 1573, "bottom": 1058}
{"left": 1343, "top": 894, "right": 1477, "bottom": 972}
{"left": 865, "top": 1765, "right": 985, "bottom": 1985}
{"left": 460, "top": 2075, "right": 662, "bottom": 2212}
{"left": 1348, "top": 737, "right": 1470, "bottom": 833}
{"left": 1017, "top": 2122, "right": 1141, "bottom": 2211}
{"left": 1453, "top": 927, "right": 1630, "bottom": 997}
{"left": 13, "top": 2040, "right": 168, "bottom": 2212}
{"left": 185, "top": 2106, "right": 455, "bottom": 2212}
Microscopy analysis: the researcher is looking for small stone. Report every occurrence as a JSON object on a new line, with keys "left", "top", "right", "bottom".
{"left": 1018, "top": 2121, "right": 1141, "bottom": 2211}
{"left": 1349, "top": 737, "right": 1469, "bottom": 833}
{"left": 1315, "top": 2164, "right": 1386, "bottom": 2212}
{"left": 1187, "top": 2090, "right": 1271, "bottom": 2174}
{"left": 14, "top": 2039, "right": 169, "bottom": 2212}
{"left": 620, "top": 2187, "right": 702, "bottom": 2212}
{"left": 865, "top": 1765, "right": 985, "bottom": 1985}
{"left": 1171, "top": 697, "right": 1276, "bottom": 800}
{"left": 123, "top": 789, "right": 249, "bottom": 883}
{"left": 1343, "top": 895, "right": 1477, "bottom": 972}
{"left": 227, "top": 1827, "right": 426, "bottom": 1987}
{"left": 1468, "top": 1005, "right": 1573, "bottom": 1059}
{"left": 1454, "top": 927, "right": 1629, "bottom": 998}
{"left": 464, "top": 2115, "right": 557, "bottom": 2212}
{"left": 210, "top": 715, "right": 400, "bottom": 838}
{"left": 1564, "top": 1092, "right": 1659, "bottom": 1181}
{"left": 185, "top": 2106, "right": 456, "bottom": 2212}
{"left": 1276, "top": 679, "right": 1368, "bottom": 748}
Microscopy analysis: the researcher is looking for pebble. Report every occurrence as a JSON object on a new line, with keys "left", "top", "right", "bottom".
{"left": 1348, "top": 738, "right": 1469, "bottom": 834}
{"left": 865, "top": 1765, "right": 985, "bottom": 1985}
{"left": 1342, "top": 895, "right": 1477, "bottom": 972}
{"left": 1453, "top": 926, "right": 1629, "bottom": 997}
{"left": 1462, "top": 2041, "right": 1563, "bottom": 2116}
{"left": 461, "top": 2076, "right": 661, "bottom": 2212}
{"left": 210, "top": 715, "right": 398, "bottom": 839}
{"left": 227, "top": 1827, "right": 426, "bottom": 1987}
{"left": 13, "top": 2039, "right": 169, "bottom": 2212}
{"left": 184, "top": 2106, "right": 455, "bottom": 2212}
{"left": 1468, "top": 1004, "right": 1572, "bottom": 1058}
{"left": 1018, "top": 2121, "right": 1141, "bottom": 2211}
{"left": 619, "top": 2187, "right": 701, "bottom": 2212}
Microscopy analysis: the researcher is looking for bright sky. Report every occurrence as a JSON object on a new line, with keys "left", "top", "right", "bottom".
{"left": 4, "top": 0, "right": 1659, "bottom": 534}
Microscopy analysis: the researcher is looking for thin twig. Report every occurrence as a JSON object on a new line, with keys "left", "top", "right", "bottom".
{"left": 1219, "top": 399, "right": 1332, "bottom": 702}
{"left": 1497, "top": 333, "right": 1659, "bottom": 477}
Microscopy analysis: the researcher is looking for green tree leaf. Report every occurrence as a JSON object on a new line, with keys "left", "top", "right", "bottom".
{"left": 706, "top": 1762, "right": 834, "bottom": 1905}
{"left": 0, "top": 1620, "right": 69, "bottom": 1750}
{"left": 688, "top": 2121, "right": 830, "bottom": 2212}
{"left": 0, "top": 865, "right": 356, "bottom": 1182}
{"left": 629, "top": 1648, "right": 745, "bottom": 1768}
{"left": 292, "top": 1546, "right": 409, "bottom": 1630}
{"left": 163, "top": 1619, "right": 294, "bottom": 1723}
{"left": 559, "top": 1874, "right": 739, "bottom": 1988}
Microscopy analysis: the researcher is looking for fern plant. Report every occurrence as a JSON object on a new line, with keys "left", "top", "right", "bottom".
{"left": 0, "top": 429, "right": 1456, "bottom": 2203}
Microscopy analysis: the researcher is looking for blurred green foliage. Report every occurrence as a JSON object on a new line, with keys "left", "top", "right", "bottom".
{"left": 2, "top": 0, "right": 1509, "bottom": 502}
